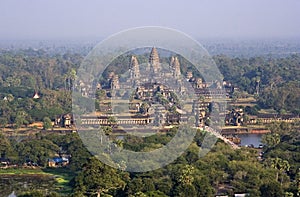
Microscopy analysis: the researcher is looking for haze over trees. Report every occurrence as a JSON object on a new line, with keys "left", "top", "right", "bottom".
{"left": 214, "top": 54, "right": 300, "bottom": 114}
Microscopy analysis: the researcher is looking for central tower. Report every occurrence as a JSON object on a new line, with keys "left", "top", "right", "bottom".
{"left": 130, "top": 56, "right": 140, "bottom": 79}
{"left": 149, "top": 47, "right": 160, "bottom": 74}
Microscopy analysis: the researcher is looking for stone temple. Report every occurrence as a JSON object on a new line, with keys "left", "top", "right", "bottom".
{"left": 77, "top": 47, "right": 231, "bottom": 129}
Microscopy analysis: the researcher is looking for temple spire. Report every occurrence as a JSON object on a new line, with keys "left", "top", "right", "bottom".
{"left": 111, "top": 74, "right": 120, "bottom": 89}
{"left": 149, "top": 47, "right": 160, "bottom": 73}
{"left": 130, "top": 56, "right": 140, "bottom": 79}
{"left": 171, "top": 56, "right": 181, "bottom": 78}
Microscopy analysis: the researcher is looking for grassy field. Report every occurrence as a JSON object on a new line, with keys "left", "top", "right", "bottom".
{"left": 43, "top": 168, "right": 75, "bottom": 195}
{"left": 0, "top": 167, "right": 75, "bottom": 195}
{"left": 0, "top": 168, "right": 46, "bottom": 175}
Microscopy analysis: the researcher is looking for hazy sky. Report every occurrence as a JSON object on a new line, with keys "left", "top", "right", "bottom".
{"left": 1, "top": 0, "right": 300, "bottom": 40}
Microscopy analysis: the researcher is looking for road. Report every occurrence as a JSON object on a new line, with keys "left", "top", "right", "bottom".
{"left": 206, "top": 126, "right": 240, "bottom": 149}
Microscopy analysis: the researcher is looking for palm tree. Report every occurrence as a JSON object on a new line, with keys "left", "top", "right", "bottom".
{"left": 114, "top": 139, "right": 123, "bottom": 149}
{"left": 63, "top": 68, "right": 77, "bottom": 91}
{"left": 179, "top": 165, "right": 195, "bottom": 185}
{"left": 262, "top": 133, "right": 280, "bottom": 148}
{"left": 69, "top": 68, "right": 77, "bottom": 91}
{"left": 268, "top": 157, "right": 290, "bottom": 183}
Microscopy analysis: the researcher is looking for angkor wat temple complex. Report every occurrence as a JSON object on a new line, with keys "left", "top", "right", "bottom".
{"left": 77, "top": 47, "right": 233, "bottom": 129}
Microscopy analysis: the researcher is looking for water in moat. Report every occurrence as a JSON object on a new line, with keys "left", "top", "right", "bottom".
{"left": 237, "top": 133, "right": 263, "bottom": 148}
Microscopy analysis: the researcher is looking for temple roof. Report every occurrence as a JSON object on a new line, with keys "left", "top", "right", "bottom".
{"left": 149, "top": 47, "right": 160, "bottom": 64}
{"left": 130, "top": 56, "right": 139, "bottom": 68}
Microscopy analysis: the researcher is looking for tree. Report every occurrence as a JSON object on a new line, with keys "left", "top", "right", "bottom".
{"left": 178, "top": 165, "right": 195, "bottom": 185}
{"left": 173, "top": 184, "right": 197, "bottom": 197}
{"left": 74, "top": 157, "right": 125, "bottom": 197}
{"left": 102, "top": 126, "right": 113, "bottom": 135}
{"left": 0, "top": 134, "right": 11, "bottom": 158}
{"left": 262, "top": 133, "right": 280, "bottom": 149}
{"left": 266, "top": 157, "right": 290, "bottom": 183}
{"left": 0, "top": 117, "right": 8, "bottom": 128}
{"left": 66, "top": 136, "right": 92, "bottom": 172}
{"left": 43, "top": 117, "right": 52, "bottom": 130}
{"left": 114, "top": 139, "right": 124, "bottom": 149}
{"left": 284, "top": 192, "right": 294, "bottom": 197}
{"left": 296, "top": 170, "right": 300, "bottom": 197}
{"left": 18, "top": 190, "right": 44, "bottom": 197}
{"left": 107, "top": 116, "right": 117, "bottom": 128}
{"left": 145, "top": 190, "right": 168, "bottom": 197}
{"left": 260, "top": 181, "right": 284, "bottom": 197}
{"left": 193, "top": 176, "right": 215, "bottom": 197}
{"left": 126, "top": 177, "right": 144, "bottom": 195}
{"left": 69, "top": 68, "right": 77, "bottom": 91}
{"left": 18, "top": 139, "right": 60, "bottom": 167}
{"left": 96, "top": 90, "right": 106, "bottom": 100}
{"left": 14, "top": 110, "right": 29, "bottom": 129}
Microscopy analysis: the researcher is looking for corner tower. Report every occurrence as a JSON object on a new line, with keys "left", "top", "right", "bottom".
{"left": 130, "top": 56, "right": 140, "bottom": 79}
{"left": 171, "top": 56, "right": 181, "bottom": 78}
